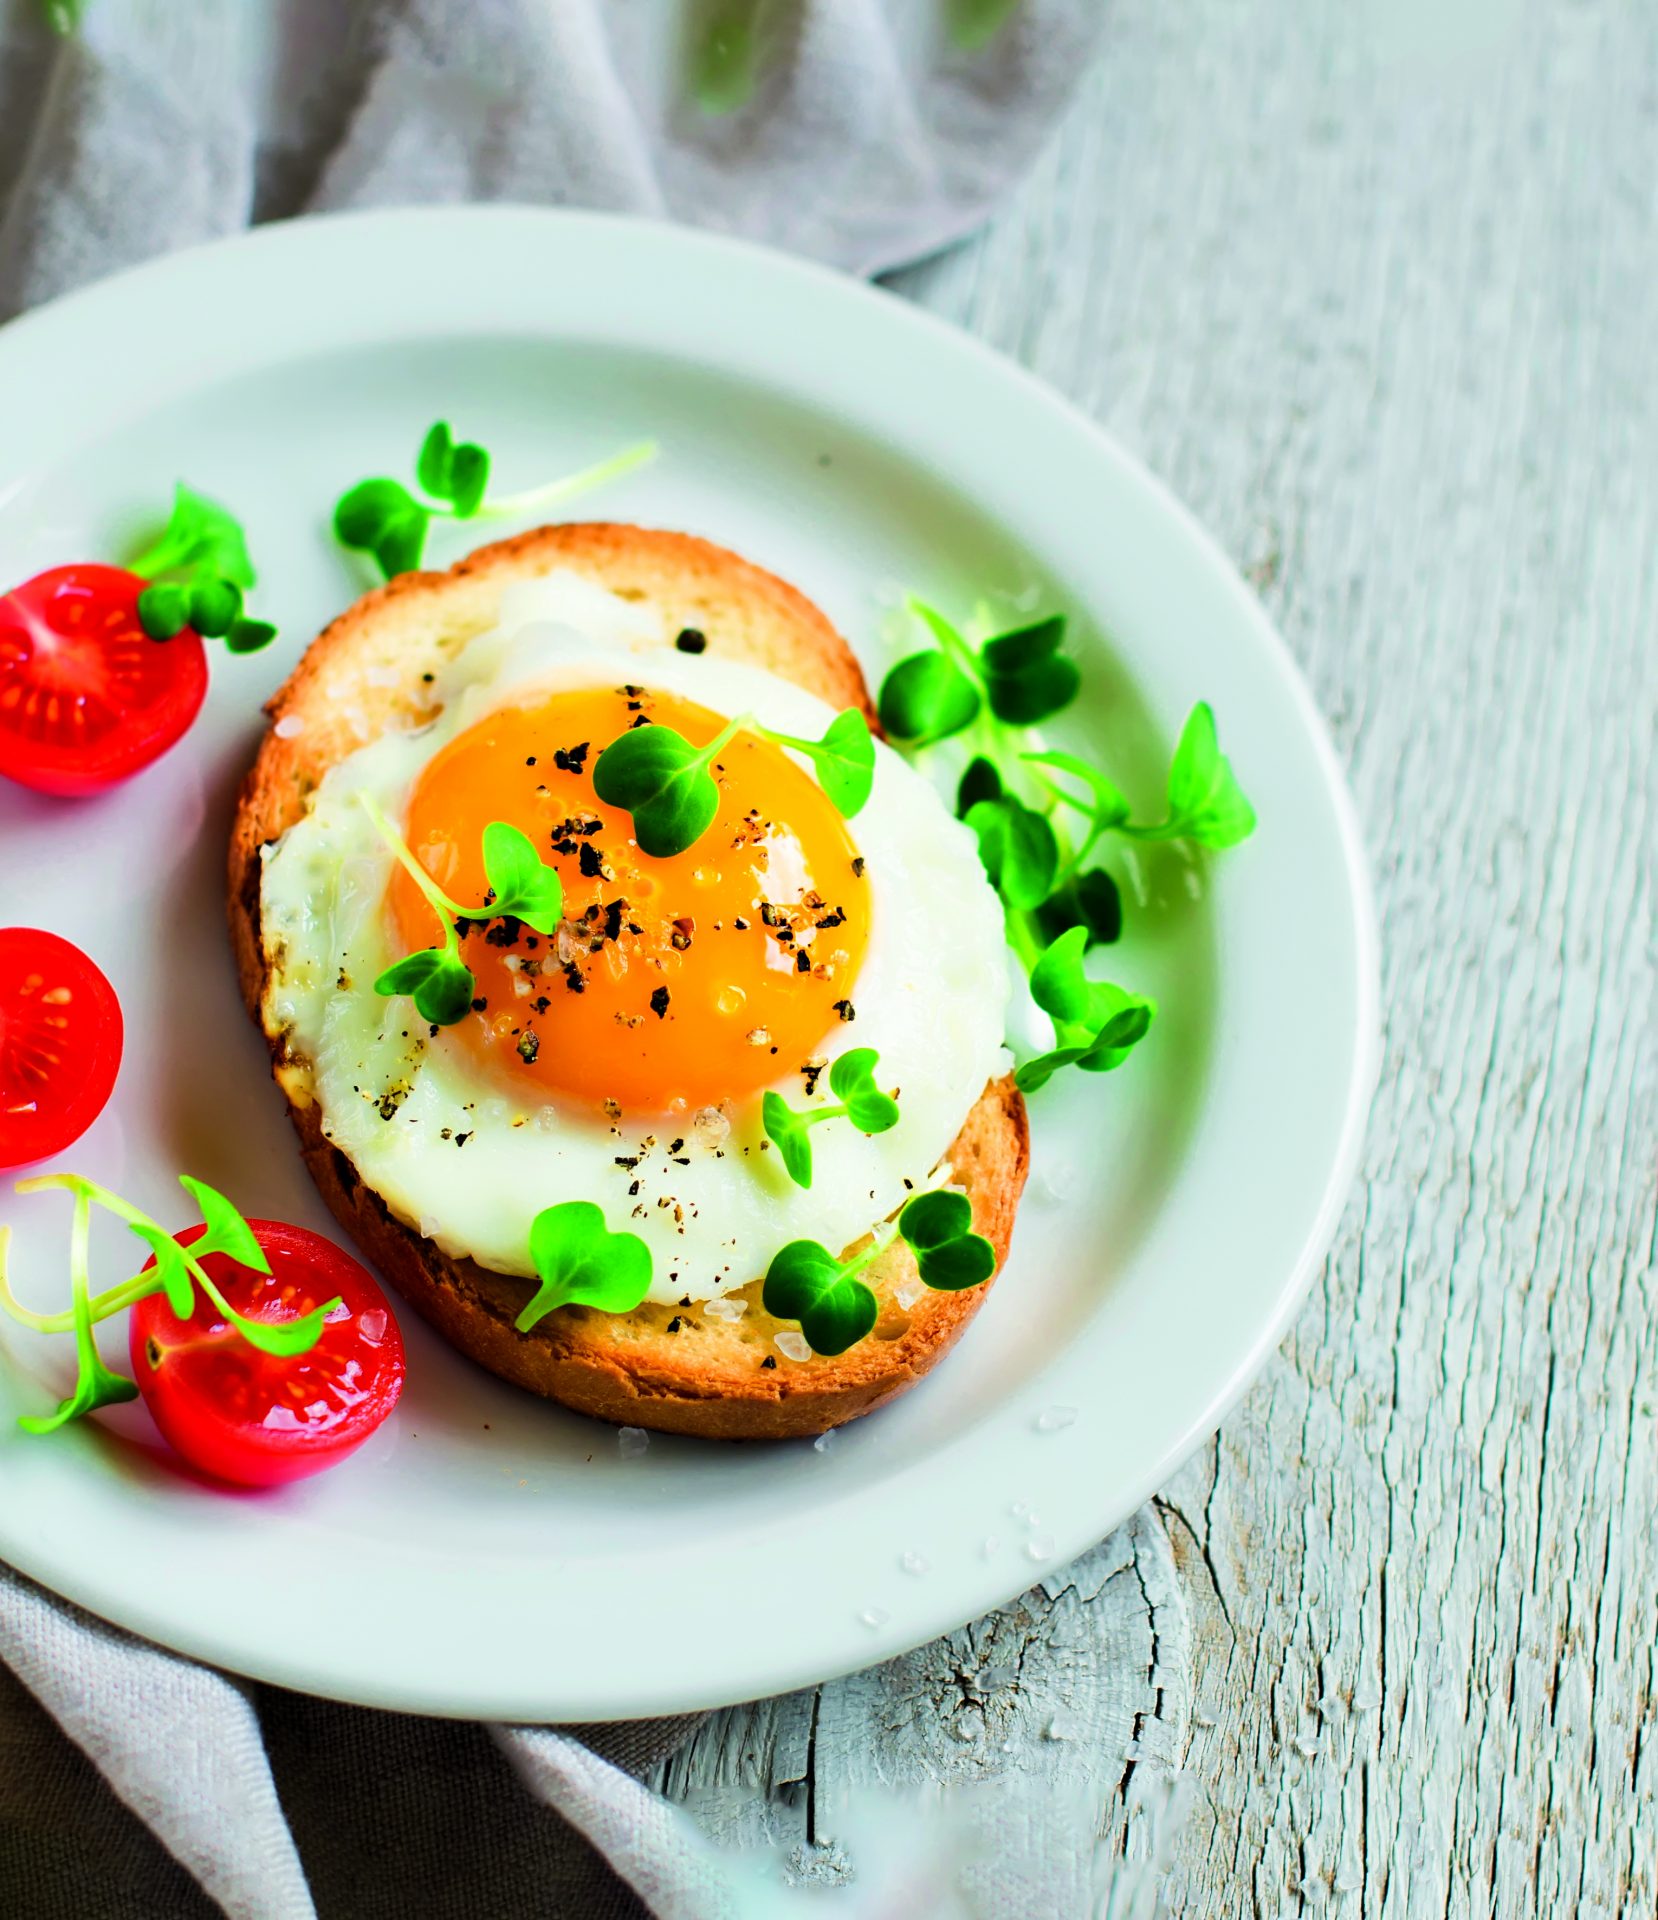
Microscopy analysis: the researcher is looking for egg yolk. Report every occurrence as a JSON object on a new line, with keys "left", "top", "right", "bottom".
{"left": 389, "top": 685, "right": 872, "bottom": 1115}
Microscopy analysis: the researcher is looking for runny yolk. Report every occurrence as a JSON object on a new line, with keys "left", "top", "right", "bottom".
{"left": 389, "top": 684, "right": 872, "bottom": 1115}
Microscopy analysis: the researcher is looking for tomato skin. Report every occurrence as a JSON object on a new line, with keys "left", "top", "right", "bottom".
{"left": 0, "top": 928, "right": 124, "bottom": 1170}
{"left": 130, "top": 1221, "right": 404, "bottom": 1488}
{"left": 0, "top": 564, "right": 208, "bottom": 796}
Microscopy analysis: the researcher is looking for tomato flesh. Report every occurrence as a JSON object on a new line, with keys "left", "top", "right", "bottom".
{"left": 0, "top": 928, "right": 123, "bottom": 1170}
{"left": 0, "top": 564, "right": 208, "bottom": 795}
{"left": 130, "top": 1221, "right": 404, "bottom": 1488}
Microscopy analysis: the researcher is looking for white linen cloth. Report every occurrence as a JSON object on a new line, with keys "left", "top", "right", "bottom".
{"left": 0, "top": 2, "right": 1108, "bottom": 1913}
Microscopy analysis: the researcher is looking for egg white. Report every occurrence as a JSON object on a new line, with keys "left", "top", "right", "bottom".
{"left": 260, "top": 571, "right": 1009, "bottom": 1305}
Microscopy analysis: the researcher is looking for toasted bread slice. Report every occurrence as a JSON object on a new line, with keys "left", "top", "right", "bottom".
{"left": 229, "top": 524, "right": 1029, "bottom": 1439}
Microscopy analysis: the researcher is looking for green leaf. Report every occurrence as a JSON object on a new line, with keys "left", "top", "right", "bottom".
{"left": 333, "top": 478, "right": 431, "bottom": 580}
{"left": 516, "top": 1201, "right": 653, "bottom": 1331}
{"left": 592, "top": 723, "right": 721, "bottom": 858}
{"left": 1074, "top": 991, "right": 1156, "bottom": 1072}
{"left": 762, "top": 1240, "right": 878, "bottom": 1356}
{"left": 186, "top": 577, "right": 243, "bottom": 638}
{"left": 136, "top": 582, "right": 191, "bottom": 641}
{"left": 957, "top": 755, "right": 1003, "bottom": 817}
{"left": 224, "top": 617, "right": 278, "bottom": 655}
{"left": 827, "top": 1047, "right": 899, "bottom": 1134}
{"left": 980, "top": 616, "right": 1079, "bottom": 726}
{"left": 877, "top": 650, "right": 981, "bottom": 746}
{"left": 374, "top": 948, "right": 476, "bottom": 1026}
{"left": 1148, "top": 702, "right": 1257, "bottom": 847}
{"left": 1038, "top": 867, "right": 1123, "bottom": 948}
{"left": 124, "top": 1223, "right": 197, "bottom": 1319}
{"left": 481, "top": 821, "right": 564, "bottom": 933}
{"left": 762, "top": 1091, "right": 815, "bottom": 1189}
{"left": 965, "top": 795, "right": 1059, "bottom": 911}
{"left": 130, "top": 484, "right": 256, "bottom": 590}
{"left": 1020, "top": 928, "right": 1156, "bottom": 1091}
{"left": 898, "top": 1190, "right": 996, "bottom": 1291}
{"left": 1027, "top": 925, "right": 1102, "bottom": 1026}
{"left": 417, "top": 421, "right": 491, "bottom": 518}
{"left": 178, "top": 1176, "right": 270, "bottom": 1275}
{"left": 796, "top": 709, "right": 875, "bottom": 817}
{"left": 193, "top": 1276, "right": 339, "bottom": 1359}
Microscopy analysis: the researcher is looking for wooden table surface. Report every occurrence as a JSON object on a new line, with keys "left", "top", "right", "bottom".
{"left": 652, "top": 3, "right": 1657, "bottom": 1912}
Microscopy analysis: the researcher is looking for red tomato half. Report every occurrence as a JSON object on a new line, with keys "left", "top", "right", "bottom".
{"left": 0, "top": 928, "right": 124, "bottom": 1170}
{"left": 0, "top": 564, "right": 208, "bottom": 795}
{"left": 130, "top": 1221, "right": 405, "bottom": 1488}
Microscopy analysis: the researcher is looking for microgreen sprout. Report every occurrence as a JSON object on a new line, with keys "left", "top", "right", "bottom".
{"left": 592, "top": 707, "right": 873, "bottom": 858}
{"left": 762, "top": 1047, "right": 899, "bottom": 1190}
{"left": 763, "top": 1188, "right": 996, "bottom": 1355}
{"left": 129, "top": 484, "right": 277, "bottom": 653}
{"left": 514, "top": 1201, "right": 653, "bottom": 1332}
{"left": 361, "top": 796, "right": 565, "bottom": 1026}
{"left": 333, "top": 422, "right": 658, "bottom": 581}
{"left": 875, "top": 597, "right": 1255, "bottom": 1091}
{"left": 0, "top": 1174, "right": 339, "bottom": 1435}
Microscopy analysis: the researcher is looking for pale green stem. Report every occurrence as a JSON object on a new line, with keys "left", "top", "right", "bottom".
{"left": 476, "top": 440, "right": 659, "bottom": 521}
{"left": 358, "top": 793, "right": 463, "bottom": 951}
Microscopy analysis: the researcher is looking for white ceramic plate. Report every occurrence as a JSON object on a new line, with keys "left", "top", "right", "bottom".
{"left": 0, "top": 208, "right": 1376, "bottom": 1720}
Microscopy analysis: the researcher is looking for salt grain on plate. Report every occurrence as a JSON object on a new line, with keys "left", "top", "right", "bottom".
{"left": 1024, "top": 1531, "right": 1055, "bottom": 1562}
{"left": 775, "top": 1330, "right": 811, "bottom": 1362}
{"left": 618, "top": 1426, "right": 649, "bottom": 1459}
{"left": 273, "top": 714, "right": 305, "bottom": 739}
{"left": 812, "top": 1428, "right": 836, "bottom": 1453}
{"left": 1035, "top": 1405, "right": 1078, "bottom": 1433}
{"left": 899, "top": 1550, "right": 930, "bottom": 1576}
{"left": 980, "top": 1535, "right": 1001, "bottom": 1558}
{"left": 859, "top": 1605, "right": 890, "bottom": 1629}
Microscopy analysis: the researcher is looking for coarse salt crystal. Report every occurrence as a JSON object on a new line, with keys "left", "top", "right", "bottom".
{"left": 1010, "top": 1499, "right": 1030, "bottom": 1519}
{"left": 775, "top": 1330, "right": 811, "bottom": 1362}
{"left": 1035, "top": 1405, "right": 1078, "bottom": 1433}
{"left": 690, "top": 1104, "right": 730, "bottom": 1149}
{"left": 895, "top": 1280, "right": 924, "bottom": 1310}
{"left": 1024, "top": 1531, "right": 1055, "bottom": 1562}
{"left": 981, "top": 1535, "right": 1001, "bottom": 1558}
{"left": 273, "top": 714, "right": 305, "bottom": 739}
{"left": 703, "top": 1295, "right": 747, "bottom": 1322}
{"left": 859, "top": 1605, "right": 889, "bottom": 1629}
{"left": 618, "top": 1426, "right": 649, "bottom": 1459}
{"left": 812, "top": 1428, "right": 836, "bottom": 1453}
{"left": 899, "top": 1550, "right": 930, "bottom": 1576}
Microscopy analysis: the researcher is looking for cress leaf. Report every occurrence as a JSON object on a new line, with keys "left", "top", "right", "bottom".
{"left": 803, "top": 710, "right": 875, "bottom": 817}
{"left": 130, "top": 484, "right": 257, "bottom": 590}
{"left": 1074, "top": 990, "right": 1157, "bottom": 1072}
{"left": 224, "top": 617, "right": 278, "bottom": 655}
{"left": 374, "top": 948, "right": 476, "bottom": 1026}
{"left": 827, "top": 1047, "right": 899, "bottom": 1135}
{"left": 980, "top": 616, "right": 1079, "bottom": 726}
{"left": 481, "top": 820, "right": 564, "bottom": 933}
{"left": 124, "top": 1223, "right": 197, "bottom": 1319}
{"left": 877, "top": 651, "right": 982, "bottom": 746}
{"left": 1026, "top": 925, "right": 1099, "bottom": 1027}
{"left": 1152, "top": 701, "right": 1257, "bottom": 847}
{"left": 1012, "top": 1044, "right": 1091, "bottom": 1094}
{"left": 762, "top": 1240, "right": 879, "bottom": 1357}
{"left": 592, "top": 724, "right": 721, "bottom": 858}
{"left": 186, "top": 577, "right": 243, "bottom": 639}
{"left": 136, "top": 582, "right": 191, "bottom": 641}
{"left": 957, "top": 755, "right": 1003, "bottom": 817}
{"left": 178, "top": 1175, "right": 270, "bottom": 1275}
{"left": 417, "top": 421, "right": 491, "bottom": 518}
{"left": 516, "top": 1201, "right": 653, "bottom": 1331}
{"left": 1021, "top": 749, "right": 1131, "bottom": 835}
{"left": 189, "top": 1268, "right": 339, "bottom": 1359}
{"left": 1037, "top": 867, "right": 1123, "bottom": 948}
{"left": 333, "top": 478, "right": 431, "bottom": 580}
{"left": 965, "top": 795, "right": 1060, "bottom": 912}
{"left": 897, "top": 1189, "right": 996, "bottom": 1291}
{"left": 762, "top": 1092, "right": 815, "bottom": 1189}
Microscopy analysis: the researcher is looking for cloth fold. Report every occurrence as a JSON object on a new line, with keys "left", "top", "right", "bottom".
{"left": 0, "top": 1, "right": 1108, "bottom": 1912}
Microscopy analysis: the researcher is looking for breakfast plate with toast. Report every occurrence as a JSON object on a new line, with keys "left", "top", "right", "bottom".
{"left": 0, "top": 207, "right": 1377, "bottom": 1719}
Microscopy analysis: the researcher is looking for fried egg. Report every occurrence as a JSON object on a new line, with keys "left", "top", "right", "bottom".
{"left": 260, "top": 571, "right": 1009, "bottom": 1305}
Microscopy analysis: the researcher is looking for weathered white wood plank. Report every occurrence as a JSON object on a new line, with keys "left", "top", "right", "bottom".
{"left": 656, "top": 2, "right": 1658, "bottom": 1912}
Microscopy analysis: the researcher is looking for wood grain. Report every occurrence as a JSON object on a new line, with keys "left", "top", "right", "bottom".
{"left": 652, "top": 1, "right": 1658, "bottom": 1911}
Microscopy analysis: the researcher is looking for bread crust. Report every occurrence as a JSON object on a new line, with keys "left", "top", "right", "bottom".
{"left": 229, "top": 523, "right": 1028, "bottom": 1438}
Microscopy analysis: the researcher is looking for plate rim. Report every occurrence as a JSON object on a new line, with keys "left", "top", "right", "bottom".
{"left": 0, "top": 204, "right": 1380, "bottom": 1720}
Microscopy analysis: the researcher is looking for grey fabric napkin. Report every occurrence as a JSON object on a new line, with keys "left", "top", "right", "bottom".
{"left": 0, "top": 2, "right": 1108, "bottom": 1914}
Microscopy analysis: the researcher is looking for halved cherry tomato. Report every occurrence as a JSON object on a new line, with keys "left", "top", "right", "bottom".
{"left": 0, "top": 928, "right": 123, "bottom": 1170}
{"left": 0, "top": 564, "right": 207, "bottom": 795}
{"left": 130, "top": 1221, "right": 405, "bottom": 1488}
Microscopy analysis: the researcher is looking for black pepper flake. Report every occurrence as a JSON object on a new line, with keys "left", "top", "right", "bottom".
{"left": 533, "top": 995, "right": 551, "bottom": 1014}
{"left": 833, "top": 999, "right": 855, "bottom": 1022}
{"left": 578, "top": 842, "right": 606, "bottom": 879}
{"left": 759, "top": 902, "right": 785, "bottom": 928}
{"left": 517, "top": 1030, "right": 540, "bottom": 1065}
{"left": 679, "top": 1295, "right": 692, "bottom": 1307}
{"left": 795, "top": 949, "right": 811, "bottom": 973}
{"left": 626, "top": 922, "right": 642, "bottom": 936}
{"left": 670, "top": 916, "right": 695, "bottom": 951}
{"left": 562, "top": 962, "right": 585, "bottom": 994}
{"left": 649, "top": 985, "right": 670, "bottom": 1019}
{"left": 603, "top": 900, "right": 626, "bottom": 943}
{"left": 675, "top": 627, "right": 707, "bottom": 654}
{"left": 733, "top": 916, "right": 750, "bottom": 931}
{"left": 851, "top": 857, "right": 866, "bottom": 877}
{"left": 471, "top": 996, "right": 488, "bottom": 1013}
{"left": 667, "top": 1316, "right": 682, "bottom": 1333}
{"left": 628, "top": 1179, "right": 641, "bottom": 1195}
{"left": 801, "top": 1062, "right": 825, "bottom": 1095}
{"left": 552, "top": 742, "right": 590, "bottom": 772}
{"left": 761, "top": 1355, "right": 777, "bottom": 1370}
{"left": 485, "top": 918, "right": 522, "bottom": 948}
{"left": 628, "top": 712, "right": 650, "bottom": 730}
{"left": 454, "top": 1132, "right": 472, "bottom": 1147}
{"left": 583, "top": 903, "right": 601, "bottom": 922}
{"left": 454, "top": 916, "right": 478, "bottom": 939}
{"left": 816, "top": 907, "right": 845, "bottom": 929}
{"left": 673, "top": 1156, "right": 690, "bottom": 1166}
{"left": 668, "top": 1138, "right": 684, "bottom": 1153}
{"left": 615, "top": 1155, "right": 640, "bottom": 1169}
{"left": 525, "top": 755, "right": 537, "bottom": 767}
